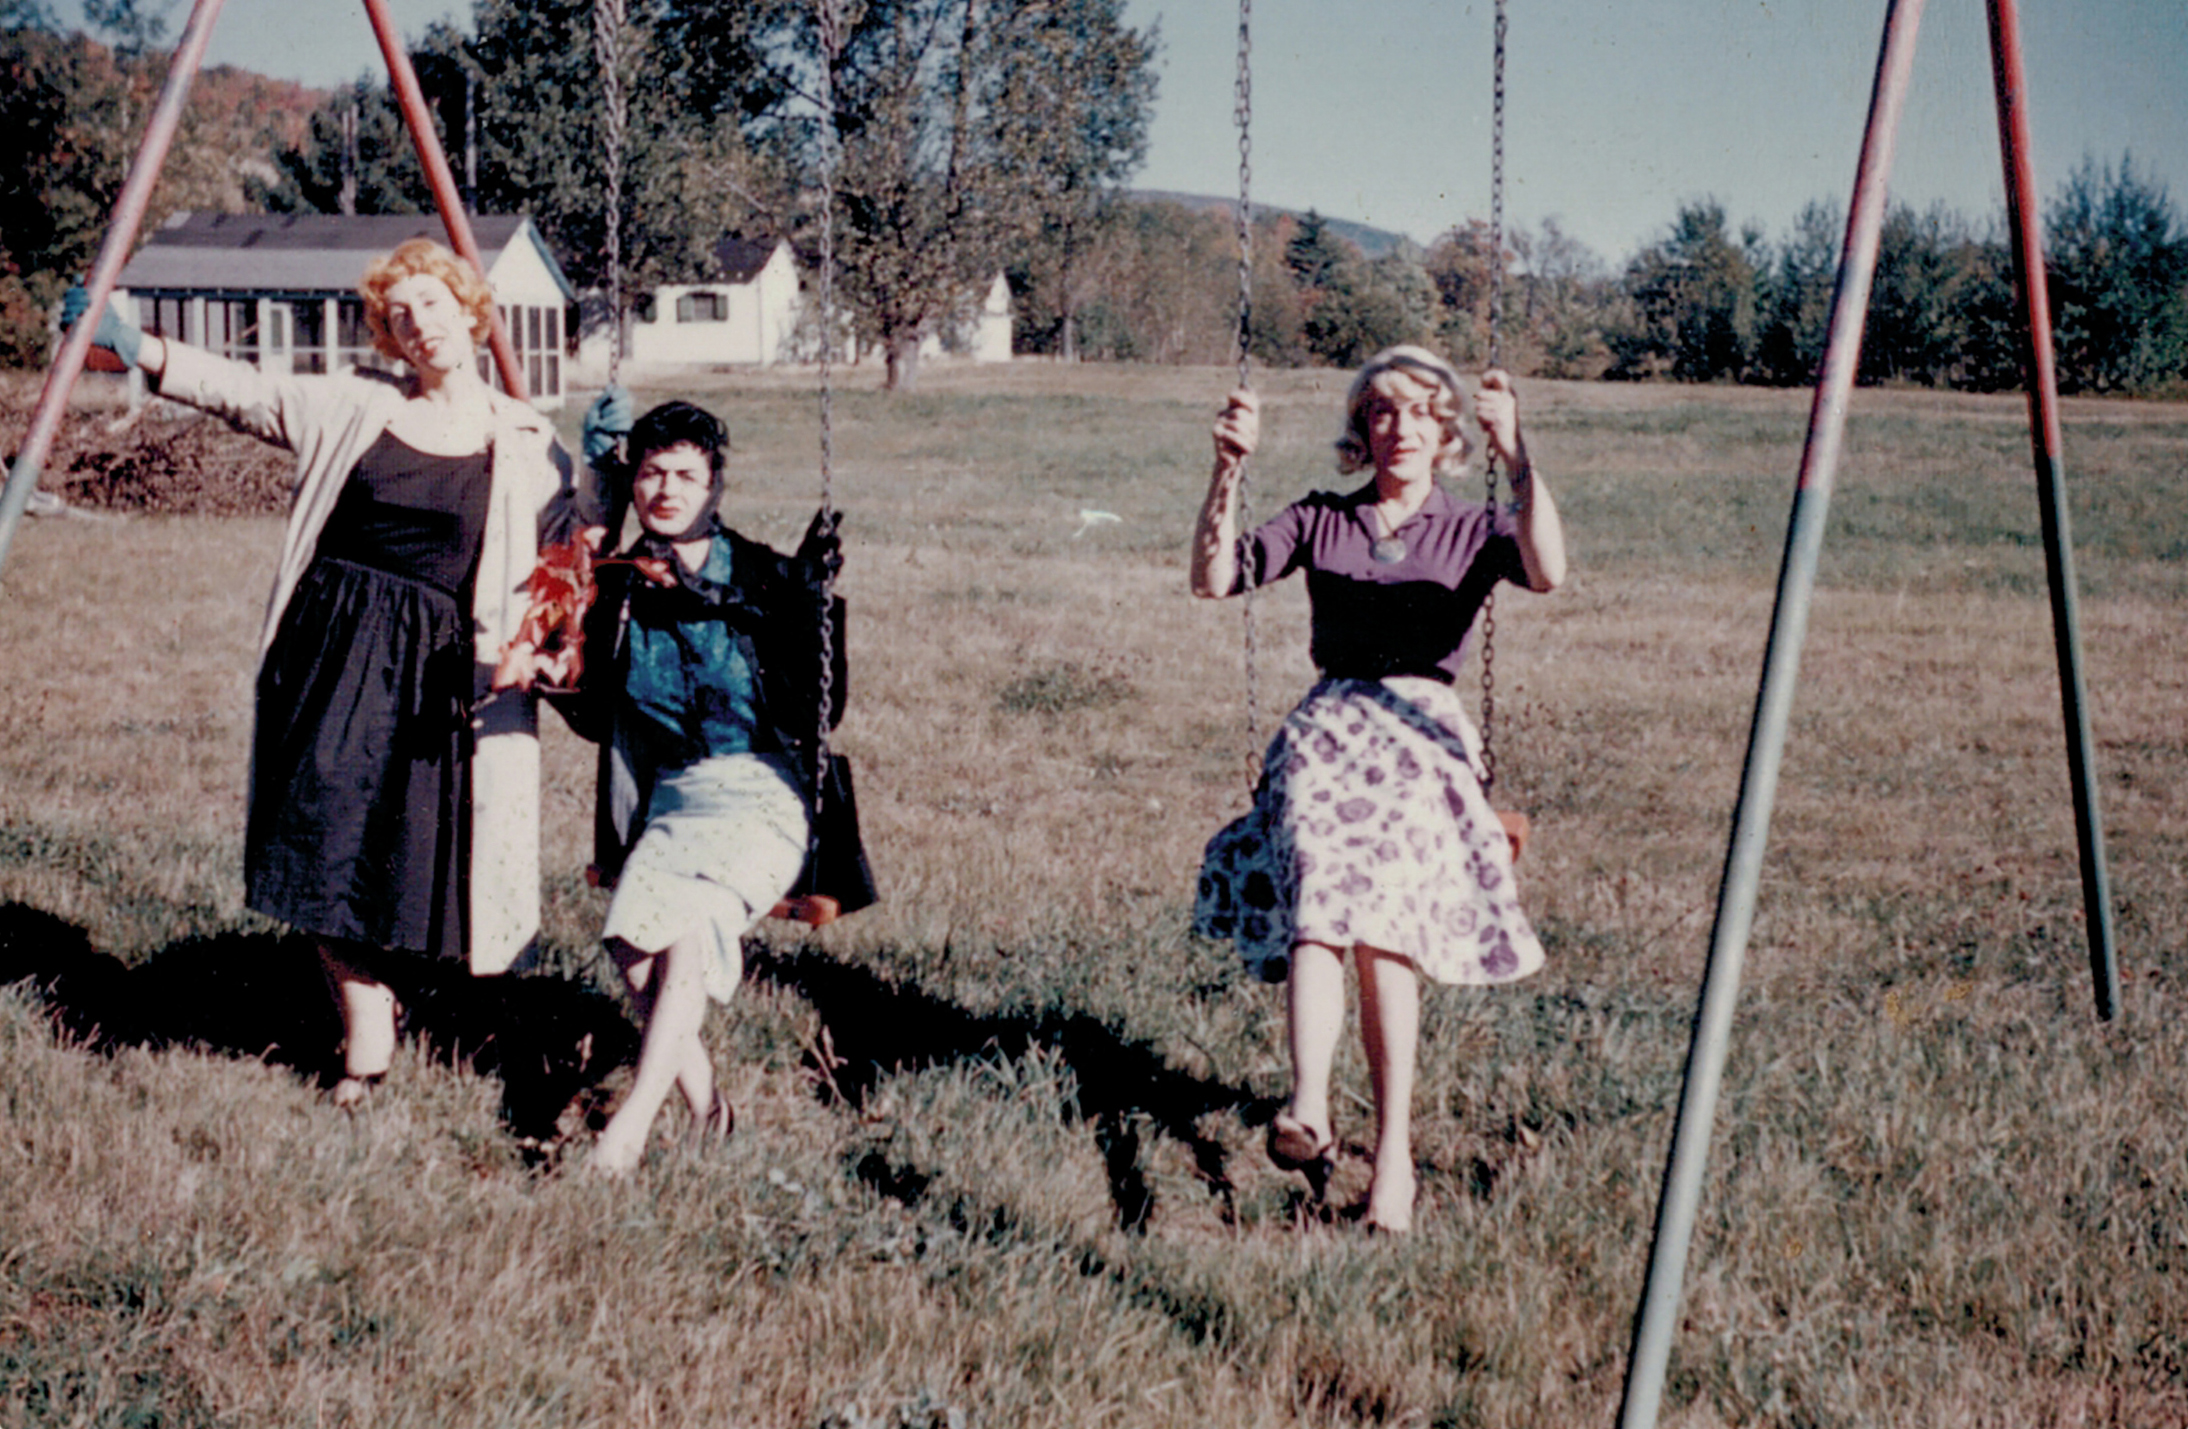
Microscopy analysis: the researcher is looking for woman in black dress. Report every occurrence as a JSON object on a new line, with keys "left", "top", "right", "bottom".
{"left": 67, "top": 240, "right": 587, "bottom": 1106}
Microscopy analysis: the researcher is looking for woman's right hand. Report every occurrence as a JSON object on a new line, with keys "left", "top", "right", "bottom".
{"left": 1213, "top": 387, "right": 1259, "bottom": 467}
{"left": 61, "top": 286, "right": 145, "bottom": 368}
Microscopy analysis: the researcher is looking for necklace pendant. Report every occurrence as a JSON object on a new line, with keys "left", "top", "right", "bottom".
{"left": 1371, "top": 536, "right": 1408, "bottom": 564}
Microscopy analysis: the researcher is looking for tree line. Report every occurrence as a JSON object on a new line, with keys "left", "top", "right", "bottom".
{"left": 5, "top": 0, "right": 2185, "bottom": 397}
{"left": 1068, "top": 158, "right": 2188, "bottom": 399}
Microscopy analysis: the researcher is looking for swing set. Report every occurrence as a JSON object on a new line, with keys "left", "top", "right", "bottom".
{"left": 0, "top": 0, "right": 862, "bottom": 929}
{"left": 0, "top": 0, "right": 2133, "bottom": 1413}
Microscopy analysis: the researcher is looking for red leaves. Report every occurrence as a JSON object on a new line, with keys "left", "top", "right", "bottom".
{"left": 495, "top": 536, "right": 597, "bottom": 691}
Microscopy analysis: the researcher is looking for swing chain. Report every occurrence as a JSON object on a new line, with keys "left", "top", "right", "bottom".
{"left": 592, "top": 0, "right": 627, "bottom": 390}
{"left": 1232, "top": 0, "right": 1253, "bottom": 395}
{"left": 1477, "top": 0, "right": 1507, "bottom": 793}
{"left": 1234, "top": 0, "right": 1260, "bottom": 775}
{"left": 812, "top": 0, "right": 844, "bottom": 804}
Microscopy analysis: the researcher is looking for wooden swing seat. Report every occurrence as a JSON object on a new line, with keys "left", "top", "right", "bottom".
{"left": 768, "top": 895, "right": 842, "bottom": 927}
{"left": 1497, "top": 809, "right": 1531, "bottom": 863}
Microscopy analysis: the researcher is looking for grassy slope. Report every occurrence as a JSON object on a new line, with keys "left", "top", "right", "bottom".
{"left": 0, "top": 366, "right": 2183, "bottom": 1427}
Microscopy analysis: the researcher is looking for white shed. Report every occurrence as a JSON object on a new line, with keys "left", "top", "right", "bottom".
{"left": 113, "top": 211, "right": 576, "bottom": 410}
{"left": 965, "top": 272, "right": 1014, "bottom": 364}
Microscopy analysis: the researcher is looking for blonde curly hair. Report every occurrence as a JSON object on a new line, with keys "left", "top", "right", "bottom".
{"left": 1334, "top": 344, "right": 1475, "bottom": 477}
{"left": 358, "top": 238, "right": 497, "bottom": 362}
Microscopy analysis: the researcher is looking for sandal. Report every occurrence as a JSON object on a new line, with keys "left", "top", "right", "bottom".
{"left": 1265, "top": 1112, "right": 1335, "bottom": 1175}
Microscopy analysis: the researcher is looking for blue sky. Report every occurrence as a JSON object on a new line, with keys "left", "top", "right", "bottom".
{"left": 65, "top": 0, "right": 2188, "bottom": 267}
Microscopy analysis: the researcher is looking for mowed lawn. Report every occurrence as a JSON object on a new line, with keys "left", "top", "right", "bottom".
{"left": 1, "top": 363, "right": 2184, "bottom": 1427}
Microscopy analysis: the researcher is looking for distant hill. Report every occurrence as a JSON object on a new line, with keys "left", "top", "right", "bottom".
{"left": 1130, "top": 190, "right": 1418, "bottom": 258}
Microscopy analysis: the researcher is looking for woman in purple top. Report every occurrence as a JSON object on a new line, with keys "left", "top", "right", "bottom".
{"left": 1189, "top": 344, "right": 1566, "bottom": 1233}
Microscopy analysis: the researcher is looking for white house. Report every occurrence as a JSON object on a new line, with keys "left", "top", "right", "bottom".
{"left": 112, "top": 211, "right": 576, "bottom": 409}
{"left": 579, "top": 236, "right": 802, "bottom": 377}
{"left": 580, "top": 235, "right": 1015, "bottom": 376}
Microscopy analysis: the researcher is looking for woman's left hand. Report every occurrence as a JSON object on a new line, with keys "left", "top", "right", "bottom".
{"left": 1475, "top": 369, "right": 1523, "bottom": 468}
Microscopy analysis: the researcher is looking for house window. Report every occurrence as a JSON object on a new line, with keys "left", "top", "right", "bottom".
{"left": 210, "top": 300, "right": 259, "bottom": 363}
{"left": 289, "top": 299, "right": 326, "bottom": 374}
{"left": 335, "top": 298, "right": 389, "bottom": 373}
{"left": 137, "top": 296, "right": 187, "bottom": 341}
{"left": 676, "top": 291, "right": 727, "bottom": 323}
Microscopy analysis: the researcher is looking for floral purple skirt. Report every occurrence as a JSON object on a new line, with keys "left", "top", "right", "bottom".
{"left": 1193, "top": 676, "right": 1545, "bottom": 986}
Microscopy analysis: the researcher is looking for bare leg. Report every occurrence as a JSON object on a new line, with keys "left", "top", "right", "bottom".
{"left": 1279, "top": 940, "right": 1347, "bottom": 1149}
{"left": 608, "top": 940, "right": 721, "bottom": 1123}
{"left": 593, "top": 934, "right": 717, "bottom": 1174}
{"left": 318, "top": 942, "right": 399, "bottom": 1110}
{"left": 1354, "top": 944, "right": 1420, "bottom": 1232}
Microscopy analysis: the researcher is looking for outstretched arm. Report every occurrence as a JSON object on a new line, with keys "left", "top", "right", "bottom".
{"left": 1475, "top": 370, "right": 1566, "bottom": 592}
{"left": 61, "top": 285, "right": 169, "bottom": 378}
{"left": 1190, "top": 387, "right": 1259, "bottom": 599}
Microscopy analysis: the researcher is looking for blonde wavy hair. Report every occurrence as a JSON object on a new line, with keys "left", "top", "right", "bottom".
{"left": 1334, "top": 344, "right": 1475, "bottom": 477}
{"left": 358, "top": 238, "right": 497, "bottom": 362}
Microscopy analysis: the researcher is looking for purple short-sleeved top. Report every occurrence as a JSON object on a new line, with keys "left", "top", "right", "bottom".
{"left": 1230, "top": 481, "right": 1524, "bottom": 684}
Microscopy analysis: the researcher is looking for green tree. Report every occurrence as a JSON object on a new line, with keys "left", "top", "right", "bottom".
{"left": 1506, "top": 218, "right": 1611, "bottom": 378}
{"left": 258, "top": 78, "right": 431, "bottom": 216}
{"left": 1299, "top": 248, "right": 1435, "bottom": 369}
{"left": 1863, "top": 201, "right": 1991, "bottom": 387}
{"left": 1610, "top": 198, "right": 1761, "bottom": 381}
{"left": 1941, "top": 227, "right": 2020, "bottom": 393}
{"left": 1423, "top": 217, "right": 1500, "bottom": 365}
{"left": 1031, "top": 196, "right": 1236, "bottom": 364}
{"left": 986, "top": 0, "right": 1155, "bottom": 361}
{"left": 2045, "top": 152, "right": 2188, "bottom": 393}
{"left": 1284, "top": 209, "right": 1348, "bottom": 291}
{"left": 261, "top": 0, "right": 766, "bottom": 338}
{"left": 791, "top": 0, "right": 1155, "bottom": 388}
{"left": 1754, "top": 199, "right": 1839, "bottom": 386}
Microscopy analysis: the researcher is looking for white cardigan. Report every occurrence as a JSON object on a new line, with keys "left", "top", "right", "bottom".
{"left": 156, "top": 344, "right": 591, "bottom": 974}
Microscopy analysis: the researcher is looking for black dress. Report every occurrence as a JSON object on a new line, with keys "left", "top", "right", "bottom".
{"left": 245, "top": 431, "right": 491, "bottom": 962}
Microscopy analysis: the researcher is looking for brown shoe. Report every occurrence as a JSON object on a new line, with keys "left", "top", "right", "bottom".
{"left": 1265, "top": 1113, "right": 1334, "bottom": 1174}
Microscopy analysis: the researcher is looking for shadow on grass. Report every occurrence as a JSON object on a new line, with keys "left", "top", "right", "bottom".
{"left": 0, "top": 901, "right": 638, "bottom": 1149}
{"left": 749, "top": 940, "right": 1279, "bottom": 1232}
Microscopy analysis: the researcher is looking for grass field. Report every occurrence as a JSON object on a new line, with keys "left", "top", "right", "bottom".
{"left": 1, "top": 363, "right": 2184, "bottom": 1427}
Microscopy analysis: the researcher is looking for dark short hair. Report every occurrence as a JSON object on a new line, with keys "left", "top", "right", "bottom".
{"left": 627, "top": 400, "right": 729, "bottom": 481}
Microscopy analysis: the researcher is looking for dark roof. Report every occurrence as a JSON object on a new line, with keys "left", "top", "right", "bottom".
{"left": 712, "top": 235, "right": 783, "bottom": 284}
{"left": 118, "top": 212, "right": 575, "bottom": 301}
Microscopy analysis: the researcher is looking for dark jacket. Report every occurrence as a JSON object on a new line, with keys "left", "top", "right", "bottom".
{"left": 554, "top": 522, "right": 849, "bottom": 885}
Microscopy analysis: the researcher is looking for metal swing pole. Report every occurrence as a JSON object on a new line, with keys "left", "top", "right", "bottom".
{"left": 1986, "top": 0, "right": 2119, "bottom": 1021}
{"left": 0, "top": 0, "right": 232, "bottom": 579}
{"left": 360, "top": 0, "right": 527, "bottom": 400}
{"left": 1616, "top": 1, "right": 1928, "bottom": 1422}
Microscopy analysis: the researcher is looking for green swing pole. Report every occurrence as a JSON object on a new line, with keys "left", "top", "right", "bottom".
{"left": 0, "top": 0, "right": 232, "bottom": 580}
{"left": 1616, "top": 0, "right": 1928, "bottom": 1422}
{"left": 1987, "top": 0, "right": 2119, "bottom": 1021}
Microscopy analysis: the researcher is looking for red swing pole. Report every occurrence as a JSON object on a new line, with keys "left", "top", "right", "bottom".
{"left": 360, "top": 0, "right": 527, "bottom": 401}
{"left": 1986, "top": 0, "right": 2119, "bottom": 1020}
{"left": 0, "top": 0, "right": 232, "bottom": 579}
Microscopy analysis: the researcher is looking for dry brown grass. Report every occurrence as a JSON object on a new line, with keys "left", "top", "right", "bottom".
{"left": 1, "top": 363, "right": 2184, "bottom": 1426}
